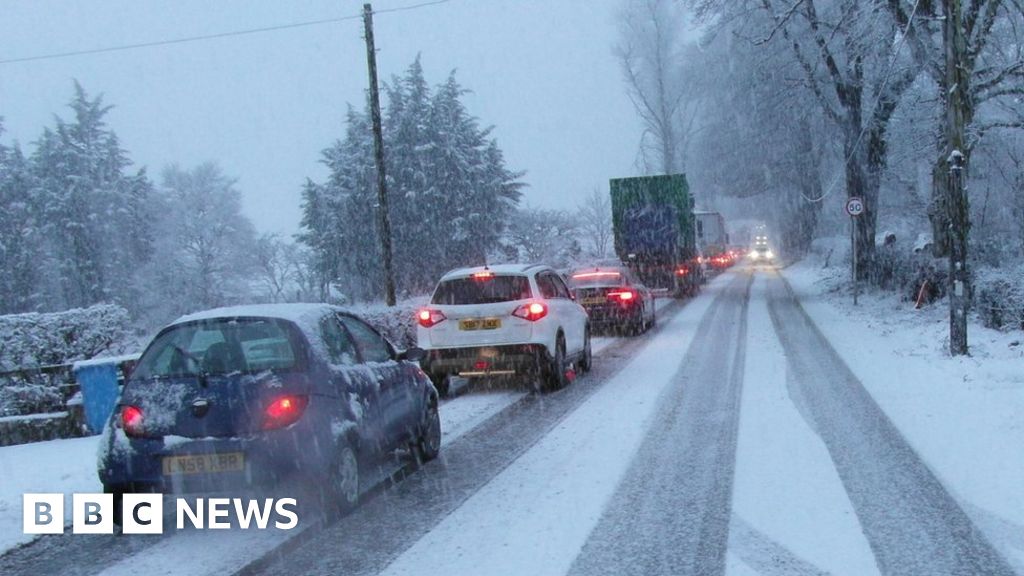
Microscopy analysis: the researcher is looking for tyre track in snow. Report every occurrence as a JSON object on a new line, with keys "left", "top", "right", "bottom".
{"left": 567, "top": 271, "right": 753, "bottom": 576}
{"left": 242, "top": 299, "right": 691, "bottom": 576}
{"left": 765, "top": 271, "right": 1015, "bottom": 576}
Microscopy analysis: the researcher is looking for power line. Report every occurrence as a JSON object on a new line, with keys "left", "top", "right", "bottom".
{"left": 0, "top": 0, "right": 451, "bottom": 66}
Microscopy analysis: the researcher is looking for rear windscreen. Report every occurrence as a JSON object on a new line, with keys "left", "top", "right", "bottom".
{"left": 431, "top": 275, "right": 533, "bottom": 305}
{"left": 569, "top": 271, "right": 624, "bottom": 288}
{"left": 132, "top": 318, "right": 298, "bottom": 379}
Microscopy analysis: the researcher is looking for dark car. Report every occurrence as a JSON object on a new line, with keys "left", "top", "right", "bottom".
{"left": 98, "top": 303, "right": 440, "bottom": 516}
{"left": 568, "top": 266, "right": 656, "bottom": 334}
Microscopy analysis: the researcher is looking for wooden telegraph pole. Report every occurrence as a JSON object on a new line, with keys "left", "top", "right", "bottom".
{"left": 363, "top": 3, "right": 397, "bottom": 306}
{"left": 944, "top": 0, "right": 970, "bottom": 355}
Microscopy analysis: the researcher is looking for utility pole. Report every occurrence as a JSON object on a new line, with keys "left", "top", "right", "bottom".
{"left": 944, "top": 0, "right": 970, "bottom": 355}
{"left": 363, "top": 3, "right": 397, "bottom": 306}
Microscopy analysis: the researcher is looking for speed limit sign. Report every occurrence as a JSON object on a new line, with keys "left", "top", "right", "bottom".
{"left": 845, "top": 197, "right": 865, "bottom": 217}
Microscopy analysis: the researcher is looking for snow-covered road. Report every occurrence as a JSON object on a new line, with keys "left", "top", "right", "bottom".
{"left": 2, "top": 266, "right": 1019, "bottom": 576}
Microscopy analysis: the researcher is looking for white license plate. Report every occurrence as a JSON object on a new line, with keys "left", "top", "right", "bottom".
{"left": 162, "top": 452, "right": 244, "bottom": 475}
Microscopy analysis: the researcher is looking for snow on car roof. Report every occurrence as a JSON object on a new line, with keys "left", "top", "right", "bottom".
{"left": 173, "top": 303, "right": 337, "bottom": 327}
{"left": 440, "top": 263, "right": 546, "bottom": 280}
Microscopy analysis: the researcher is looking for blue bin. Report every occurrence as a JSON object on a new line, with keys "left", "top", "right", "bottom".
{"left": 74, "top": 362, "right": 121, "bottom": 434}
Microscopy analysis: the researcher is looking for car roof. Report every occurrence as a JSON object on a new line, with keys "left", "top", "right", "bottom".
{"left": 569, "top": 266, "right": 628, "bottom": 276}
{"left": 439, "top": 263, "right": 547, "bottom": 280}
{"left": 172, "top": 303, "right": 340, "bottom": 328}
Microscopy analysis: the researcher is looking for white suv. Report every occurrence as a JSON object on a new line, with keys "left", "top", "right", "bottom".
{"left": 417, "top": 264, "right": 591, "bottom": 395}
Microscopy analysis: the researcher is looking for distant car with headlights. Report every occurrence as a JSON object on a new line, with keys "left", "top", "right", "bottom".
{"left": 750, "top": 243, "right": 775, "bottom": 263}
{"left": 98, "top": 304, "right": 440, "bottom": 519}
{"left": 567, "top": 266, "right": 656, "bottom": 335}
{"left": 417, "top": 264, "right": 591, "bottom": 395}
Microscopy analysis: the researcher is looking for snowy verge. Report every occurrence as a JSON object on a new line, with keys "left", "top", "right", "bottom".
{"left": 377, "top": 273, "right": 733, "bottom": 576}
{"left": 783, "top": 260, "right": 1024, "bottom": 571}
{"left": 0, "top": 436, "right": 101, "bottom": 553}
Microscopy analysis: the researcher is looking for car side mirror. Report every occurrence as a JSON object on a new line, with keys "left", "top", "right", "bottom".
{"left": 399, "top": 347, "right": 427, "bottom": 363}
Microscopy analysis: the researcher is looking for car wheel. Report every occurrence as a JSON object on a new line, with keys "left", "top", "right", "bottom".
{"left": 649, "top": 306, "right": 657, "bottom": 328}
{"left": 330, "top": 442, "right": 360, "bottom": 513}
{"left": 414, "top": 400, "right": 442, "bottom": 463}
{"left": 104, "top": 485, "right": 124, "bottom": 526}
{"left": 579, "top": 328, "right": 592, "bottom": 373}
{"left": 542, "top": 337, "right": 568, "bottom": 392}
{"left": 429, "top": 373, "right": 450, "bottom": 397}
{"left": 631, "top": 311, "right": 645, "bottom": 336}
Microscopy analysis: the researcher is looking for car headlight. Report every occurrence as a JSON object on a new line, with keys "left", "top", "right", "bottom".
{"left": 766, "top": 250, "right": 774, "bottom": 259}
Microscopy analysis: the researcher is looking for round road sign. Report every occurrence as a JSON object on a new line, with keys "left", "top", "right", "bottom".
{"left": 845, "top": 197, "right": 865, "bottom": 217}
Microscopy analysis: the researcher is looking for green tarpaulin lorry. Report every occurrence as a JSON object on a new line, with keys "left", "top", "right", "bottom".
{"left": 610, "top": 174, "right": 703, "bottom": 297}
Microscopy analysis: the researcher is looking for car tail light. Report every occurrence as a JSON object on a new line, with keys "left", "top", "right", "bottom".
{"left": 263, "top": 395, "right": 309, "bottom": 430}
{"left": 418, "top": 308, "right": 447, "bottom": 328}
{"left": 608, "top": 289, "right": 636, "bottom": 302}
{"left": 675, "top": 266, "right": 690, "bottom": 276}
{"left": 121, "top": 405, "right": 144, "bottom": 437}
{"left": 513, "top": 301, "right": 548, "bottom": 321}
{"left": 472, "top": 271, "right": 495, "bottom": 280}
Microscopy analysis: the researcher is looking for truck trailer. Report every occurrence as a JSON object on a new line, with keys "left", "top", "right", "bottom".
{"left": 610, "top": 174, "right": 703, "bottom": 297}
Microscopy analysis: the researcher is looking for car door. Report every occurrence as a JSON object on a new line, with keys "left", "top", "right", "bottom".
{"left": 540, "top": 271, "right": 585, "bottom": 356}
{"left": 337, "top": 314, "right": 415, "bottom": 448}
{"left": 319, "top": 314, "right": 386, "bottom": 450}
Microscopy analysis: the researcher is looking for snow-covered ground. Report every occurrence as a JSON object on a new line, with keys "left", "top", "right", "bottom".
{"left": 783, "top": 259, "right": 1024, "bottom": 572}
{"left": 0, "top": 436, "right": 102, "bottom": 552}
{"left": 726, "top": 275, "right": 878, "bottom": 576}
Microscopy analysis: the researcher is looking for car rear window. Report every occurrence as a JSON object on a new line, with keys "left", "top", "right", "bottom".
{"left": 569, "top": 271, "right": 625, "bottom": 288}
{"left": 431, "top": 274, "right": 533, "bottom": 305}
{"left": 132, "top": 318, "right": 299, "bottom": 379}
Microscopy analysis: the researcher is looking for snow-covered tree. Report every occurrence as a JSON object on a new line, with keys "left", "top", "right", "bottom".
{"left": 576, "top": 188, "right": 614, "bottom": 259}
{"left": 300, "top": 57, "right": 523, "bottom": 301}
{"left": 0, "top": 122, "right": 43, "bottom": 314}
{"left": 29, "top": 82, "right": 154, "bottom": 310}
{"left": 498, "top": 207, "right": 582, "bottom": 269}
{"left": 136, "top": 163, "right": 256, "bottom": 324}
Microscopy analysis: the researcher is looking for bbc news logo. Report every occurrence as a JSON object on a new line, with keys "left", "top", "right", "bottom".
{"left": 24, "top": 494, "right": 299, "bottom": 534}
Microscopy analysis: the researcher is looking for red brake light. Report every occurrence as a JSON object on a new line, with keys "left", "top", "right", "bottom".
{"left": 513, "top": 301, "right": 548, "bottom": 321}
{"left": 676, "top": 267, "right": 689, "bottom": 276}
{"left": 418, "top": 308, "right": 447, "bottom": 328}
{"left": 608, "top": 289, "right": 637, "bottom": 302}
{"left": 121, "top": 405, "right": 144, "bottom": 437}
{"left": 571, "top": 272, "right": 621, "bottom": 279}
{"left": 263, "top": 395, "right": 309, "bottom": 430}
{"left": 472, "top": 271, "right": 495, "bottom": 280}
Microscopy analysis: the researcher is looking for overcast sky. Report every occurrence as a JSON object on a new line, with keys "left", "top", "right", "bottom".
{"left": 0, "top": 0, "right": 642, "bottom": 235}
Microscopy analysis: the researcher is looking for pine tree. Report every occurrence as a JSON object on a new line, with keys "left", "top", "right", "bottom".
{"left": 0, "top": 122, "right": 43, "bottom": 313}
{"left": 299, "top": 58, "right": 523, "bottom": 301}
{"left": 29, "top": 82, "right": 154, "bottom": 310}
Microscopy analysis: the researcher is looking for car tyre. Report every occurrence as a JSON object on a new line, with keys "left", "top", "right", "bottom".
{"left": 105, "top": 485, "right": 124, "bottom": 527}
{"left": 578, "top": 329, "right": 592, "bottom": 373}
{"left": 542, "top": 336, "right": 568, "bottom": 392}
{"left": 329, "top": 442, "right": 360, "bottom": 514}
{"left": 429, "top": 373, "right": 450, "bottom": 397}
{"left": 414, "top": 399, "right": 442, "bottom": 463}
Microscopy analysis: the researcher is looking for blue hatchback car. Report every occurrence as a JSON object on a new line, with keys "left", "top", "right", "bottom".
{"left": 98, "top": 303, "right": 440, "bottom": 514}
